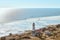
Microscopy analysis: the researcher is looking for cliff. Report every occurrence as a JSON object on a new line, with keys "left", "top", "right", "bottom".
{"left": 0, "top": 24, "right": 60, "bottom": 40}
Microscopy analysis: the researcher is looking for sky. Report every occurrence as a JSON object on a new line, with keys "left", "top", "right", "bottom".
{"left": 0, "top": 0, "right": 60, "bottom": 8}
{"left": 0, "top": 0, "right": 60, "bottom": 37}
{"left": 0, "top": 0, "right": 60, "bottom": 23}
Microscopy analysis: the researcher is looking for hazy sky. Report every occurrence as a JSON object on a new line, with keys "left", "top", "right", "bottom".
{"left": 0, "top": 0, "right": 60, "bottom": 23}
{"left": 0, "top": 0, "right": 60, "bottom": 36}
{"left": 0, "top": 0, "right": 60, "bottom": 8}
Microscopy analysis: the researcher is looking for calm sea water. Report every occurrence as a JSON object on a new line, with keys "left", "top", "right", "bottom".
{"left": 16, "top": 8, "right": 60, "bottom": 20}
{"left": 0, "top": 8, "right": 60, "bottom": 37}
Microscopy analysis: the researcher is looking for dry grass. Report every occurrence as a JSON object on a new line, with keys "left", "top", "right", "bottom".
{"left": 1, "top": 24, "right": 60, "bottom": 40}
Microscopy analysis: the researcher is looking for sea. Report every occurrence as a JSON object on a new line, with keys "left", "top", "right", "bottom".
{"left": 0, "top": 8, "right": 60, "bottom": 37}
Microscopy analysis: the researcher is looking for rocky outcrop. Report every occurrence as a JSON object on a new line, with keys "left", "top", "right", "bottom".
{"left": 0, "top": 24, "right": 60, "bottom": 40}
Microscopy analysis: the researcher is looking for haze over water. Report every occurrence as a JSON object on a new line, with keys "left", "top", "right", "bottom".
{"left": 0, "top": 8, "right": 60, "bottom": 37}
